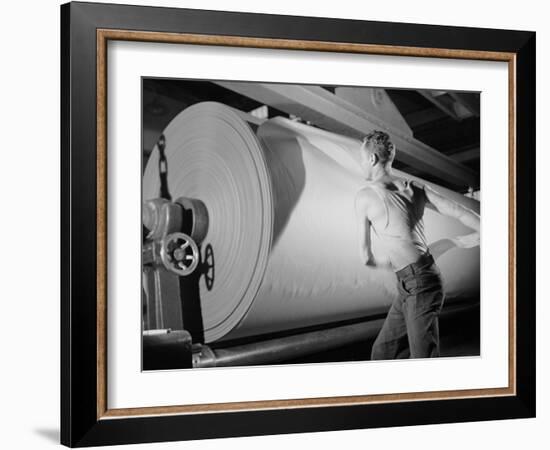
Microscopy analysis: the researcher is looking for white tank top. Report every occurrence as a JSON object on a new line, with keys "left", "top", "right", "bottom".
{"left": 369, "top": 180, "right": 429, "bottom": 268}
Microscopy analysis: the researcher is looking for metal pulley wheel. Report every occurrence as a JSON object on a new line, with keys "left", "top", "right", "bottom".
{"left": 160, "top": 232, "right": 200, "bottom": 276}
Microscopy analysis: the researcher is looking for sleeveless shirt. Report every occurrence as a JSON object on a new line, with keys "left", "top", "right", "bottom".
{"left": 368, "top": 180, "right": 429, "bottom": 269}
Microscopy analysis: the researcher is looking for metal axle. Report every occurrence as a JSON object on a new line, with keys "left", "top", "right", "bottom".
{"left": 192, "top": 319, "right": 385, "bottom": 368}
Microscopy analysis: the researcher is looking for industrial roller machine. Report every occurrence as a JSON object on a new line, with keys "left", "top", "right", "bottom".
{"left": 142, "top": 102, "right": 480, "bottom": 370}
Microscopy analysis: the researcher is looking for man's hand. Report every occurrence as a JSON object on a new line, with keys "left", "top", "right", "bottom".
{"left": 451, "top": 232, "right": 480, "bottom": 249}
{"left": 423, "top": 184, "right": 480, "bottom": 232}
{"left": 360, "top": 247, "right": 376, "bottom": 266}
{"left": 429, "top": 232, "right": 480, "bottom": 259}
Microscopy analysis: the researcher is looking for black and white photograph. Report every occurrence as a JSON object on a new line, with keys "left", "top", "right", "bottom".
{"left": 0, "top": 0, "right": 542, "bottom": 447}
{"left": 141, "top": 79, "right": 481, "bottom": 370}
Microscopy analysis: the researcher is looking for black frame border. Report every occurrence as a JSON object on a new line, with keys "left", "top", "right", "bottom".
{"left": 61, "top": 1, "right": 535, "bottom": 447}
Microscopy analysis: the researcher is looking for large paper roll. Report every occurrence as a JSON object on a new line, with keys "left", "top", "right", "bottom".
{"left": 143, "top": 102, "right": 480, "bottom": 343}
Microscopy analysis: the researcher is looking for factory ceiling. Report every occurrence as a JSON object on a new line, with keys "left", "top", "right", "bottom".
{"left": 142, "top": 79, "right": 480, "bottom": 192}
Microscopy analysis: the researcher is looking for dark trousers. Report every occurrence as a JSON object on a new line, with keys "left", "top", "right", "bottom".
{"left": 371, "top": 253, "right": 445, "bottom": 360}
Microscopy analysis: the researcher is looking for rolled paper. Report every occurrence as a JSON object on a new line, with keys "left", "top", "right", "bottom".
{"left": 143, "top": 102, "right": 480, "bottom": 343}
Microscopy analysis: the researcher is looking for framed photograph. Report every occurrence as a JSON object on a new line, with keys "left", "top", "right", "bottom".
{"left": 61, "top": 1, "right": 535, "bottom": 447}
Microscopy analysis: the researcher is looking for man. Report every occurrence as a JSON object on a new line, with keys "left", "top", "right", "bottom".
{"left": 355, "top": 131, "right": 480, "bottom": 360}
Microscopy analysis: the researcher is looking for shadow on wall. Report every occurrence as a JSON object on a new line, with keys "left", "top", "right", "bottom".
{"left": 34, "top": 428, "right": 59, "bottom": 444}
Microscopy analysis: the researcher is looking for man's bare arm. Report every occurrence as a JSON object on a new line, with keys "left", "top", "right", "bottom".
{"left": 423, "top": 184, "right": 480, "bottom": 248}
{"left": 355, "top": 190, "right": 375, "bottom": 265}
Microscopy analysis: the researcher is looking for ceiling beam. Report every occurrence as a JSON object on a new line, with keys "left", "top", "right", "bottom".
{"left": 448, "top": 92, "right": 480, "bottom": 117}
{"left": 450, "top": 147, "right": 480, "bottom": 163}
{"left": 216, "top": 82, "right": 479, "bottom": 188}
{"left": 417, "top": 90, "right": 462, "bottom": 120}
{"left": 404, "top": 108, "right": 447, "bottom": 128}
